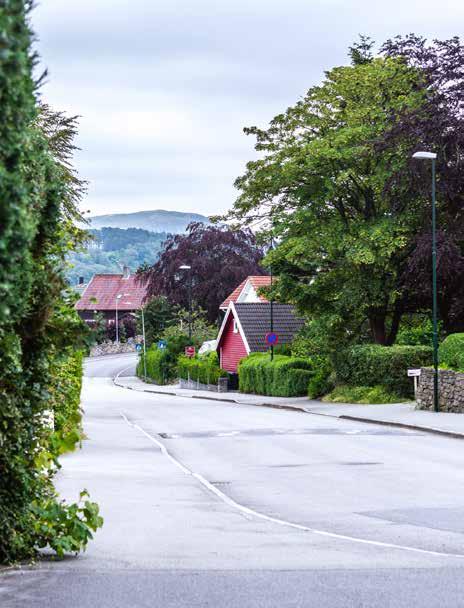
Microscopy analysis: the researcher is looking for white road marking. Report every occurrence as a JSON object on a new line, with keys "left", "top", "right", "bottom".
{"left": 120, "top": 413, "right": 464, "bottom": 560}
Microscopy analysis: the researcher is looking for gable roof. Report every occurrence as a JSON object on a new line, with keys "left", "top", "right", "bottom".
{"left": 219, "top": 275, "right": 271, "bottom": 309}
{"left": 75, "top": 274, "right": 148, "bottom": 311}
{"left": 217, "top": 301, "right": 305, "bottom": 353}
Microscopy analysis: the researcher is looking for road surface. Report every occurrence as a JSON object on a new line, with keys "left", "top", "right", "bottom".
{"left": 2, "top": 353, "right": 464, "bottom": 607}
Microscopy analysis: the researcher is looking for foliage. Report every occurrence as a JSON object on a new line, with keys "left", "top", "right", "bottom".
{"left": 238, "top": 353, "right": 313, "bottom": 397}
{"left": 137, "top": 296, "right": 175, "bottom": 347}
{"left": 380, "top": 36, "right": 464, "bottom": 334}
{"left": 333, "top": 344, "right": 432, "bottom": 397}
{"left": 30, "top": 490, "right": 104, "bottom": 559}
{"left": 395, "top": 316, "right": 438, "bottom": 346}
{"left": 138, "top": 222, "right": 265, "bottom": 323}
{"left": 67, "top": 228, "right": 168, "bottom": 286}
{"left": 307, "top": 362, "right": 335, "bottom": 399}
{"left": 48, "top": 350, "right": 84, "bottom": 456}
{"left": 324, "top": 385, "right": 409, "bottom": 404}
{"left": 177, "top": 352, "right": 227, "bottom": 386}
{"left": 439, "top": 334, "right": 464, "bottom": 372}
{"left": 137, "top": 330, "right": 193, "bottom": 384}
{"left": 0, "top": 4, "right": 102, "bottom": 563}
{"left": 91, "top": 312, "right": 107, "bottom": 344}
{"left": 225, "top": 36, "right": 464, "bottom": 346}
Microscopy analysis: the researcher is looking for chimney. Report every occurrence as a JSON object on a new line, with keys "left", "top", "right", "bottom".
{"left": 78, "top": 276, "right": 84, "bottom": 285}
{"left": 122, "top": 265, "right": 130, "bottom": 279}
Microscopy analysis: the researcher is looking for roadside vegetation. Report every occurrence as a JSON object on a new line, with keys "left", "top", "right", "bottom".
{"left": 0, "top": 3, "right": 102, "bottom": 564}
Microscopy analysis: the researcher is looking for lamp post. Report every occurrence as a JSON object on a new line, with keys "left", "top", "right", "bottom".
{"left": 412, "top": 151, "right": 439, "bottom": 412}
{"left": 141, "top": 305, "right": 147, "bottom": 379}
{"left": 115, "top": 293, "right": 130, "bottom": 344}
{"left": 179, "top": 265, "right": 192, "bottom": 340}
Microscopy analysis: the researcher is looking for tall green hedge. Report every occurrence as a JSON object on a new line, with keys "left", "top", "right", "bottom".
{"left": 178, "top": 352, "right": 227, "bottom": 386}
{"left": 239, "top": 353, "right": 313, "bottom": 397}
{"left": 0, "top": 3, "right": 102, "bottom": 563}
{"left": 333, "top": 344, "right": 433, "bottom": 397}
{"left": 137, "top": 346, "right": 174, "bottom": 385}
{"left": 439, "top": 333, "right": 464, "bottom": 371}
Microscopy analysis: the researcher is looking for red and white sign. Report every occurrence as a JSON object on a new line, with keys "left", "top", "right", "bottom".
{"left": 185, "top": 346, "right": 196, "bottom": 358}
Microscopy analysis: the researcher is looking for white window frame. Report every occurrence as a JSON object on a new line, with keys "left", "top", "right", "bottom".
{"left": 233, "top": 319, "right": 238, "bottom": 333}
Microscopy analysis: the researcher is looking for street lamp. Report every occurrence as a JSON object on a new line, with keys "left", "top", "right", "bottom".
{"left": 412, "top": 150, "right": 439, "bottom": 412}
{"left": 115, "top": 293, "right": 130, "bottom": 344}
{"left": 179, "top": 265, "right": 192, "bottom": 340}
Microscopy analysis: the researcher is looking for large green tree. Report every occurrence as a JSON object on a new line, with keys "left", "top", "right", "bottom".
{"left": 227, "top": 40, "right": 427, "bottom": 345}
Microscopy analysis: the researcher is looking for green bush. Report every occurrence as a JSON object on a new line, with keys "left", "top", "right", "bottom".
{"left": 178, "top": 351, "right": 227, "bottom": 386}
{"left": 439, "top": 333, "right": 464, "bottom": 371}
{"left": 333, "top": 344, "right": 433, "bottom": 397}
{"left": 238, "top": 353, "right": 313, "bottom": 397}
{"left": 137, "top": 346, "right": 173, "bottom": 384}
{"left": 48, "top": 350, "right": 84, "bottom": 456}
{"left": 324, "top": 385, "right": 409, "bottom": 404}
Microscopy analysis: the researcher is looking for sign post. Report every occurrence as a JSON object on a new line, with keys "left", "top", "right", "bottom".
{"left": 185, "top": 346, "right": 196, "bottom": 358}
{"left": 265, "top": 332, "right": 279, "bottom": 360}
{"left": 407, "top": 368, "right": 421, "bottom": 399}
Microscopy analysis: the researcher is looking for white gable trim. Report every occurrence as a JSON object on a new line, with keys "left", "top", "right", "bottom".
{"left": 216, "top": 302, "right": 251, "bottom": 354}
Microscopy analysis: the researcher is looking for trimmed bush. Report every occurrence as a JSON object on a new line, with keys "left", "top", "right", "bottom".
{"left": 333, "top": 344, "right": 433, "bottom": 397}
{"left": 137, "top": 346, "right": 173, "bottom": 384}
{"left": 439, "top": 333, "right": 464, "bottom": 371}
{"left": 178, "top": 352, "right": 227, "bottom": 386}
{"left": 238, "top": 353, "right": 313, "bottom": 397}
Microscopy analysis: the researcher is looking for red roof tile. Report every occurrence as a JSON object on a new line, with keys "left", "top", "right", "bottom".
{"left": 75, "top": 274, "right": 148, "bottom": 311}
{"left": 219, "top": 275, "right": 271, "bottom": 309}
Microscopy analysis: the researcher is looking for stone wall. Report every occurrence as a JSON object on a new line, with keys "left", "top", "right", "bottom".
{"left": 90, "top": 336, "right": 142, "bottom": 357}
{"left": 416, "top": 367, "right": 464, "bottom": 412}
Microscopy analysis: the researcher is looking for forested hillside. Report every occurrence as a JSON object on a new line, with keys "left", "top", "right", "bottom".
{"left": 67, "top": 227, "right": 169, "bottom": 285}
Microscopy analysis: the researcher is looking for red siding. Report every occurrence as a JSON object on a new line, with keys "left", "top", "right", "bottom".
{"left": 218, "top": 314, "right": 248, "bottom": 373}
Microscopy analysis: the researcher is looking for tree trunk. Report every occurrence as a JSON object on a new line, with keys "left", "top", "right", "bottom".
{"left": 369, "top": 316, "right": 387, "bottom": 345}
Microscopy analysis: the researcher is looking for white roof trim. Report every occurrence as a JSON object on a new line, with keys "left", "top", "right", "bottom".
{"left": 216, "top": 301, "right": 251, "bottom": 354}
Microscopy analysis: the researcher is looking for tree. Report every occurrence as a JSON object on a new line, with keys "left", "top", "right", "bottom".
{"left": 137, "top": 296, "right": 175, "bottom": 347}
{"left": 379, "top": 36, "right": 464, "bottom": 333}
{"left": 138, "top": 223, "right": 265, "bottom": 323}
{"left": 226, "top": 41, "right": 426, "bottom": 345}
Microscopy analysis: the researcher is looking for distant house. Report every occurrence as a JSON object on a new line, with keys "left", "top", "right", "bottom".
{"left": 216, "top": 302, "right": 305, "bottom": 373}
{"left": 219, "top": 275, "right": 272, "bottom": 311}
{"left": 75, "top": 267, "right": 148, "bottom": 327}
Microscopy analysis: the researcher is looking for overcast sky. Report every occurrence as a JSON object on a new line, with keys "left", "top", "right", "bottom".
{"left": 33, "top": 0, "right": 462, "bottom": 218}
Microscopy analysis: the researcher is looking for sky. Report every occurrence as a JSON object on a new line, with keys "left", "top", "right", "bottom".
{"left": 32, "top": 0, "right": 462, "bottom": 218}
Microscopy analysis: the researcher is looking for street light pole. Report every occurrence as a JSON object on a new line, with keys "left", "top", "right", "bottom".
{"left": 141, "top": 305, "right": 147, "bottom": 379}
{"left": 412, "top": 151, "right": 439, "bottom": 412}
{"left": 115, "top": 294, "right": 122, "bottom": 344}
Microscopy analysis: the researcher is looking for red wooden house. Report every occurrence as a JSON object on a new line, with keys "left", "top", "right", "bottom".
{"left": 217, "top": 301, "right": 305, "bottom": 373}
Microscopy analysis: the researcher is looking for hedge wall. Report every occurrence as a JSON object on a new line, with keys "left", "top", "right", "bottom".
{"left": 439, "top": 333, "right": 464, "bottom": 371}
{"left": 333, "top": 344, "right": 433, "bottom": 397}
{"left": 137, "top": 346, "right": 174, "bottom": 385}
{"left": 178, "top": 352, "right": 227, "bottom": 386}
{"left": 238, "top": 353, "right": 313, "bottom": 397}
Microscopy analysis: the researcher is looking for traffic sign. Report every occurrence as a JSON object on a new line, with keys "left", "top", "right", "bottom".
{"left": 135, "top": 343, "right": 143, "bottom": 353}
{"left": 157, "top": 340, "right": 167, "bottom": 350}
{"left": 265, "top": 332, "right": 279, "bottom": 346}
{"left": 185, "top": 346, "right": 196, "bottom": 358}
{"left": 407, "top": 369, "right": 421, "bottom": 377}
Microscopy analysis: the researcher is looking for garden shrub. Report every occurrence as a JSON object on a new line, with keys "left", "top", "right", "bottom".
{"left": 333, "top": 344, "right": 433, "bottom": 397}
{"left": 48, "top": 350, "right": 85, "bottom": 456}
{"left": 137, "top": 346, "right": 174, "bottom": 384}
{"left": 178, "top": 351, "right": 227, "bottom": 386}
{"left": 238, "top": 353, "right": 313, "bottom": 397}
{"left": 439, "top": 333, "right": 464, "bottom": 371}
{"left": 324, "top": 385, "right": 409, "bottom": 404}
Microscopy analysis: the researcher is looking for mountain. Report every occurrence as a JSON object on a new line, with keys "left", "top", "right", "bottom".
{"left": 85, "top": 209, "right": 209, "bottom": 234}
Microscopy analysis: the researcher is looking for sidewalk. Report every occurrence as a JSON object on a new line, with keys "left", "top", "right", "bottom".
{"left": 114, "top": 374, "right": 464, "bottom": 440}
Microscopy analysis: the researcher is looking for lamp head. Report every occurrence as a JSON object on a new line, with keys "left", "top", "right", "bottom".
{"left": 179, "top": 265, "right": 191, "bottom": 270}
{"left": 412, "top": 151, "right": 437, "bottom": 160}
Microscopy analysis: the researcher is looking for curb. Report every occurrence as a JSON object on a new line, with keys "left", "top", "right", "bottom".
{"left": 113, "top": 373, "right": 464, "bottom": 441}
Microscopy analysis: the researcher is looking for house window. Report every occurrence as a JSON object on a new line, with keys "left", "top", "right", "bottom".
{"left": 233, "top": 319, "right": 238, "bottom": 333}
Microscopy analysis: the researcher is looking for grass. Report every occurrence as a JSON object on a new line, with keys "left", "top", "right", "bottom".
{"left": 323, "top": 384, "right": 410, "bottom": 405}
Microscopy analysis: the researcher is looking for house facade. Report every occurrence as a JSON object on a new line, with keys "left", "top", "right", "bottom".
{"left": 75, "top": 269, "right": 148, "bottom": 329}
{"left": 219, "top": 275, "right": 272, "bottom": 311}
{"left": 217, "top": 301, "right": 305, "bottom": 373}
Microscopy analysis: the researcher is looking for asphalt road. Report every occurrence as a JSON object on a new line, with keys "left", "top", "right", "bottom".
{"left": 2, "top": 354, "right": 464, "bottom": 607}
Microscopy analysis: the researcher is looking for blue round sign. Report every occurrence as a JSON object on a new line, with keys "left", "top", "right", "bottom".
{"left": 265, "top": 332, "right": 279, "bottom": 345}
{"left": 135, "top": 343, "right": 143, "bottom": 352}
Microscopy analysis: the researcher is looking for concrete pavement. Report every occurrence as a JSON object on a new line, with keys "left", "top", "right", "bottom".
{"left": 2, "top": 353, "right": 464, "bottom": 607}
